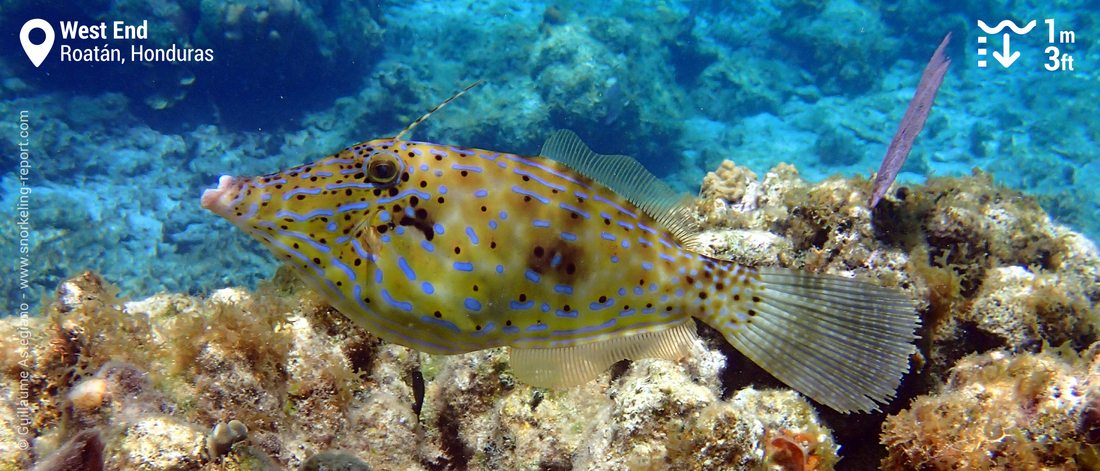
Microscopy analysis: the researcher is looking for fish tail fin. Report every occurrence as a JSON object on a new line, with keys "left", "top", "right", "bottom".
{"left": 704, "top": 267, "right": 920, "bottom": 413}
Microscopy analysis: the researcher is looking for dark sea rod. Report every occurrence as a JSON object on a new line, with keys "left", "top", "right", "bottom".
{"left": 201, "top": 91, "right": 920, "bottom": 413}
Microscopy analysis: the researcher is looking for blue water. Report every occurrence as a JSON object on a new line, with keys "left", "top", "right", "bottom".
{"left": 0, "top": 0, "right": 1096, "bottom": 311}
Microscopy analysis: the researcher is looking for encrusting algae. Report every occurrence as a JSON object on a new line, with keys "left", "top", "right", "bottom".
{"left": 200, "top": 87, "right": 921, "bottom": 414}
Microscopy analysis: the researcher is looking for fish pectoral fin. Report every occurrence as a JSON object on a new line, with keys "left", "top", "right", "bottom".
{"left": 509, "top": 320, "right": 697, "bottom": 388}
{"left": 352, "top": 213, "right": 384, "bottom": 256}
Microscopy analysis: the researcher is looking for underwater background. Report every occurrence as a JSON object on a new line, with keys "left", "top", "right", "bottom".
{"left": 1, "top": 0, "right": 1099, "bottom": 470}
{"left": 0, "top": 0, "right": 1096, "bottom": 310}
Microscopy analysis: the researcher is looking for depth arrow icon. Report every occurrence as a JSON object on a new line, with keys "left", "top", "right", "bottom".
{"left": 992, "top": 33, "right": 1020, "bottom": 68}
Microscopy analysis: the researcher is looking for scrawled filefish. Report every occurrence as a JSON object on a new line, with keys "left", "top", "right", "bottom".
{"left": 201, "top": 89, "right": 919, "bottom": 413}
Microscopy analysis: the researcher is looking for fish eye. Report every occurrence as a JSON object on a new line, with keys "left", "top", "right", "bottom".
{"left": 367, "top": 156, "right": 399, "bottom": 184}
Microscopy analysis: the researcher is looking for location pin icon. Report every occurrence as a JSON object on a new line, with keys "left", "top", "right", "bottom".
{"left": 20, "top": 19, "right": 55, "bottom": 68}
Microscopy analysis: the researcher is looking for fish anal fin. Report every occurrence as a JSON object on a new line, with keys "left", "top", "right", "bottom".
{"left": 539, "top": 130, "right": 703, "bottom": 251}
{"left": 509, "top": 320, "right": 697, "bottom": 388}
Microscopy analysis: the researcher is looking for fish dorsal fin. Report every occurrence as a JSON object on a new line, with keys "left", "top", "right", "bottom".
{"left": 540, "top": 130, "right": 701, "bottom": 251}
{"left": 394, "top": 80, "right": 484, "bottom": 141}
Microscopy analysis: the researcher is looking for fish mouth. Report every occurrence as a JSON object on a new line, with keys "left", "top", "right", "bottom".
{"left": 200, "top": 175, "right": 242, "bottom": 215}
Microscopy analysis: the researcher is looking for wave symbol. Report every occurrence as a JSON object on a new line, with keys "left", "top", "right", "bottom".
{"left": 977, "top": 19, "right": 1036, "bottom": 35}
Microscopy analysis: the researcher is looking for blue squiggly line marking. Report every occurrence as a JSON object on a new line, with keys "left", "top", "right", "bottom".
{"left": 275, "top": 207, "right": 334, "bottom": 221}
{"left": 381, "top": 289, "right": 412, "bottom": 312}
{"left": 511, "top": 186, "right": 550, "bottom": 204}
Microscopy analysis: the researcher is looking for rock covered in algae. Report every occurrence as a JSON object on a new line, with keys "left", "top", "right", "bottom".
{"left": 697, "top": 161, "right": 1100, "bottom": 379}
{"left": 695, "top": 160, "right": 1099, "bottom": 468}
{"left": 880, "top": 346, "right": 1100, "bottom": 470}
{"left": 0, "top": 269, "right": 835, "bottom": 470}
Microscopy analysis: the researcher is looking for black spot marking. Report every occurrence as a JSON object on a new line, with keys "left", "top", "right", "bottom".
{"left": 434, "top": 311, "right": 442, "bottom": 318}
{"left": 399, "top": 208, "right": 436, "bottom": 241}
{"left": 598, "top": 295, "right": 607, "bottom": 303}
{"left": 699, "top": 292, "right": 708, "bottom": 300}
{"left": 526, "top": 240, "right": 583, "bottom": 281}
{"left": 752, "top": 296, "right": 761, "bottom": 303}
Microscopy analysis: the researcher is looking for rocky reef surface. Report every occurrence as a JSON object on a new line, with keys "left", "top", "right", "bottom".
{"left": 2, "top": 161, "right": 1097, "bottom": 470}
